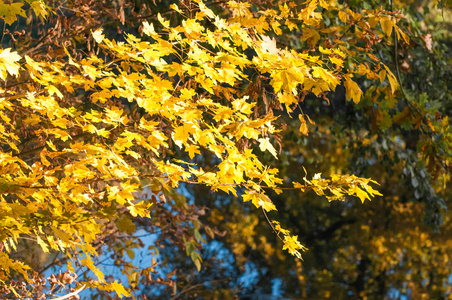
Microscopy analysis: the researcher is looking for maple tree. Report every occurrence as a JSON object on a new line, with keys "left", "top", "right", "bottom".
{"left": 0, "top": 0, "right": 450, "bottom": 298}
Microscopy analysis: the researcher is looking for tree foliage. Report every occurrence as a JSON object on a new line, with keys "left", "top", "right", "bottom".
{"left": 0, "top": 0, "right": 450, "bottom": 298}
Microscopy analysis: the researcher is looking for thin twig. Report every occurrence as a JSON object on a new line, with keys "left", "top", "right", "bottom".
{"left": 262, "top": 207, "right": 283, "bottom": 242}
{"left": 49, "top": 284, "right": 86, "bottom": 300}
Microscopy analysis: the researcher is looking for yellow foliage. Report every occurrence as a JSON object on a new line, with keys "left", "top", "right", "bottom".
{"left": 0, "top": 0, "right": 401, "bottom": 295}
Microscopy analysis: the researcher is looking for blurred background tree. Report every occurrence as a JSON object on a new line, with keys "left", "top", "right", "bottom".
{"left": 154, "top": 0, "right": 452, "bottom": 299}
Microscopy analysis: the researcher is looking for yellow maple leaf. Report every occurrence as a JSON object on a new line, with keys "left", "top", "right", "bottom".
{"left": 259, "top": 198, "right": 277, "bottom": 212}
{"left": 30, "top": 0, "right": 48, "bottom": 21}
{"left": 81, "top": 256, "right": 105, "bottom": 283}
{"left": 242, "top": 189, "right": 260, "bottom": 207}
{"left": 260, "top": 35, "right": 279, "bottom": 54}
{"left": 283, "top": 235, "right": 306, "bottom": 259}
{"left": 0, "top": 1, "right": 26, "bottom": 25}
{"left": 352, "top": 186, "right": 370, "bottom": 203}
{"left": 0, "top": 48, "right": 21, "bottom": 79}
{"left": 142, "top": 21, "right": 158, "bottom": 38}
{"left": 172, "top": 124, "right": 195, "bottom": 148}
{"left": 344, "top": 75, "right": 362, "bottom": 104}
{"left": 92, "top": 28, "right": 105, "bottom": 43}
{"left": 36, "top": 236, "right": 49, "bottom": 253}
{"left": 258, "top": 138, "right": 278, "bottom": 159}
{"left": 186, "top": 144, "right": 201, "bottom": 159}
{"left": 109, "top": 281, "right": 130, "bottom": 298}
{"left": 329, "top": 56, "right": 344, "bottom": 67}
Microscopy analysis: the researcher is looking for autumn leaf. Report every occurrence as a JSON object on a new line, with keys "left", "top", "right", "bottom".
{"left": 0, "top": 1, "right": 26, "bottom": 25}
{"left": 344, "top": 75, "right": 363, "bottom": 104}
{"left": 0, "top": 48, "right": 21, "bottom": 79}
{"left": 108, "top": 281, "right": 130, "bottom": 298}
{"left": 0, "top": 0, "right": 420, "bottom": 296}
{"left": 283, "top": 235, "right": 307, "bottom": 259}
{"left": 338, "top": 11, "right": 348, "bottom": 23}
{"left": 186, "top": 144, "right": 201, "bottom": 159}
{"left": 383, "top": 65, "right": 399, "bottom": 94}
{"left": 260, "top": 199, "right": 277, "bottom": 211}
{"left": 299, "top": 114, "right": 309, "bottom": 136}
{"left": 260, "top": 35, "right": 279, "bottom": 54}
{"left": 353, "top": 186, "right": 370, "bottom": 203}
{"left": 258, "top": 138, "right": 278, "bottom": 159}
{"left": 92, "top": 28, "right": 105, "bottom": 43}
{"left": 380, "top": 17, "right": 394, "bottom": 38}
{"left": 30, "top": 0, "right": 48, "bottom": 21}
{"left": 258, "top": 192, "right": 277, "bottom": 211}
